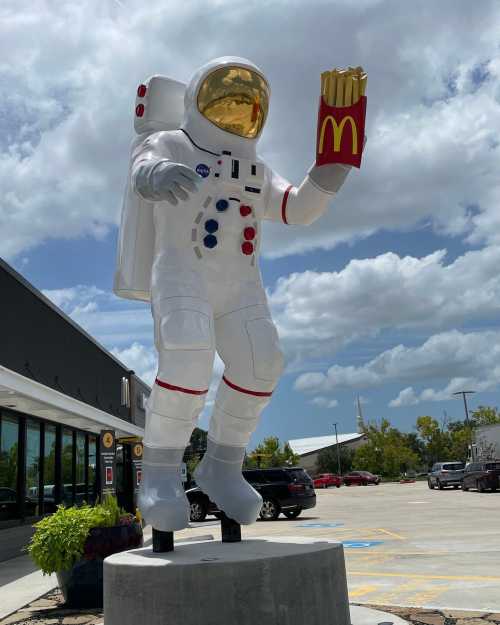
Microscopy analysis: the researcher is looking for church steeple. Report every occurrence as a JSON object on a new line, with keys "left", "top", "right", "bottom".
{"left": 356, "top": 395, "right": 365, "bottom": 433}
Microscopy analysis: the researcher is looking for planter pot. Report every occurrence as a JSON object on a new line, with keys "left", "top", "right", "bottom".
{"left": 57, "top": 522, "right": 143, "bottom": 608}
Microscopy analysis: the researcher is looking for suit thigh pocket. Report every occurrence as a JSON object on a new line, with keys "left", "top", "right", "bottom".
{"left": 245, "top": 317, "right": 284, "bottom": 382}
{"left": 158, "top": 309, "right": 213, "bottom": 351}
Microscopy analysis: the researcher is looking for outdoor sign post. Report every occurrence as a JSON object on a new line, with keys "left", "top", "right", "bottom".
{"left": 99, "top": 429, "right": 116, "bottom": 498}
{"left": 131, "top": 441, "right": 143, "bottom": 510}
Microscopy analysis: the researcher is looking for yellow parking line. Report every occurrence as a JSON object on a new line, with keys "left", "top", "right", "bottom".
{"left": 377, "top": 528, "right": 406, "bottom": 540}
{"left": 318, "top": 527, "right": 397, "bottom": 535}
{"left": 350, "top": 571, "right": 500, "bottom": 582}
{"left": 410, "top": 586, "right": 451, "bottom": 605}
{"left": 349, "top": 585, "right": 378, "bottom": 597}
{"left": 367, "top": 579, "right": 427, "bottom": 605}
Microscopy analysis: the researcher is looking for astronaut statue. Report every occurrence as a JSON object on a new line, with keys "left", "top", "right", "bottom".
{"left": 115, "top": 57, "right": 355, "bottom": 533}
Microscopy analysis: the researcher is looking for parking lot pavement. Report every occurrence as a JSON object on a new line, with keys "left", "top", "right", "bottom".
{"left": 179, "top": 481, "right": 500, "bottom": 611}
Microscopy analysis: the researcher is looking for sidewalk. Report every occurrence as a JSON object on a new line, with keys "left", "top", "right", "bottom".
{"left": 0, "top": 526, "right": 217, "bottom": 622}
{"left": 0, "top": 554, "right": 57, "bottom": 621}
{"left": 0, "top": 527, "right": 155, "bottom": 621}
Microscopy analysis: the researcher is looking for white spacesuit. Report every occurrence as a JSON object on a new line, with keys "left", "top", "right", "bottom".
{"left": 115, "top": 56, "right": 352, "bottom": 531}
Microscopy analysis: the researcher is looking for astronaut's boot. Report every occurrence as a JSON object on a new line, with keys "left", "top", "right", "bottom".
{"left": 195, "top": 439, "right": 263, "bottom": 525}
{"left": 138, "top": 447, "right": 189, "bottom": 531}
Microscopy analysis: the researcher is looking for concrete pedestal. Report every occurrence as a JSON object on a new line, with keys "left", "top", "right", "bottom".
{"left": 104, "top": 536, "right": 350, "bottom": 625}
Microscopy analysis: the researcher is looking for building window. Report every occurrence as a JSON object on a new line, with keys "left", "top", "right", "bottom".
{"left": 88, "top": 435, "right": 97, "bottom": 504}
{"left": 25, "top": 419, "right": 41, "bottom": 517}
{"left": 61, "top": 428, "right": 74, "bottom": 506}
{"left": 43, "top": 424, "right": 57, "bottom": 513}
{"left": 75, "top": 432, "right": 86, "bottom": 505}
{"left": 0, "top": 414, "right": 19, "bottom": 521}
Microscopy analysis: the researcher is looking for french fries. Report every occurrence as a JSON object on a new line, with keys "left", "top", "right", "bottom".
{"left": 321, "top": 66, "right": 367, "bottom": 107}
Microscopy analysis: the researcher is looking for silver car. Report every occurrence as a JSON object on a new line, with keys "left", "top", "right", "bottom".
{"left": 428, "top": 461, "right": 465, "bottom": 490}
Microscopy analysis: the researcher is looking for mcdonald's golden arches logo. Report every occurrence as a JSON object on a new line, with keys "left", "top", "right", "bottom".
{"left": 318, "top": 115, "right": 358, "bottom": 156}
{"left": 103, "top": 432, "right": 114, "bottom": 449}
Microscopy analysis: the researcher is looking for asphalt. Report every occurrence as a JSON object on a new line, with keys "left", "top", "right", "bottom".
{"left": 180, "top": 480, "right": 500, "bottom": 611}
{"left": 1, "top": 480, "right": 499, "bottom": 621}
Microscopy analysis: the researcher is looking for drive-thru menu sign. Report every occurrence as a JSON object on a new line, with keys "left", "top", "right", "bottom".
{"left": 132, "top": 442, "right": 143, "bottom": 508}
{"left": 100, "top": 429, "right": 117, "bottom": 497}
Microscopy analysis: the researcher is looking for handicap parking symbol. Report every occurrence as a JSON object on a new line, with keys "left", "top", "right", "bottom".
{"left": 298, "top": 522, "right": 344, "bottom": 528}
{"left": 342, "top": 541, "right": 383, "bottom": 549}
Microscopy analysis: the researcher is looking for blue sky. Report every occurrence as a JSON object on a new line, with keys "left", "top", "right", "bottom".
{"left": 3, "top": 0, "right": 500, "bottom": 448}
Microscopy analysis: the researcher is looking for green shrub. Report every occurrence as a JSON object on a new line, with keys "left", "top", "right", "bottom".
{"left": 28, "top": 495, "right": 130, "bottom": 575}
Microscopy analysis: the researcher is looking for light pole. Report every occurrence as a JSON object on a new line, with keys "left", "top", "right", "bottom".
{"left": 453, "top": 390, "right": 475, "bottom": 461}
{"left": 333, "top": 423, "right": 342, "bottom": 477}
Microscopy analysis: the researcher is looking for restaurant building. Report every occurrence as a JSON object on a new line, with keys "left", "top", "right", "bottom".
{"left": 0, "top": 258, "right": 148, "bottom": 561}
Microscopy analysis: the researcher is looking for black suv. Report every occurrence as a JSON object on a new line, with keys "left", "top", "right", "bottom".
{"left": 462, "top": 460, "right": 500, "bottom": 492}
{"left": 186, "top": 467, "right": 316, "bottom": 522}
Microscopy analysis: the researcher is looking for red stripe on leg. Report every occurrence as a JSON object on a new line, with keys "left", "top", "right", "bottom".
{"left": 281, "top": 185, "right": 293, "bottom": 224}
{"left": 222, "top": 376, "right": 273, "bottom": 397}
{"left": 155, "top": 378, "right": 208, "bottom": 395}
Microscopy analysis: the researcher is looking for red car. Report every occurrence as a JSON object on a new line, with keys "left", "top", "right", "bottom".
{"left": 343, "top": 471, "right": 380, "bottom": 486}
{"left": 313, "top": 473, "right": 342, "bottom": 489}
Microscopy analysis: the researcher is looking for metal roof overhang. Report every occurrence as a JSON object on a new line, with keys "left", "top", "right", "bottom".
{"left": 0, "top": 365, "right": 144, "bottom": 439}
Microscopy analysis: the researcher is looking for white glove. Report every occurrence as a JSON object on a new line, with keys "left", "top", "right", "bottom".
{"left": 134, "top": 161, "right": 201, "bottom": 205}
{"left": 307, "top": 135, "right": 367, "bottom": 195}
{"left": 307, "top": 162, "right": 351, "bottom": 195}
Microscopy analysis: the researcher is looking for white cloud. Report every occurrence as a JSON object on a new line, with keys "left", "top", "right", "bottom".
{"left": 310, "top": 396, "right": 339, "bottom": 408}
{"left": 111, "top": 342, "right": 157, "bottom": 386}
{"left": 1, "top": 1, "right": 500, "bottom": 259}
{"left": 43, "top": 285, "right": 106, "bottom": 310}
{"left": 295, "top": 330, "right": 500, "bottom": 405}
{"left": 42, "top": 238, "right": 500, "bottom": 411}
{"left": 390, "top": 378, "right": 493, "bottom": 407}
{"left": 43, "top": 285, "right": 153, "bottom": 347}
{"left": 270, "top": 245, "right": 500, "bottom": 361}
{"left": 389, "top": 387, "right": 419, "bottom": 408}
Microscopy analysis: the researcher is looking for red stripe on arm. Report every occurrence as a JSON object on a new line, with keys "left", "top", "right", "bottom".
{"left": 222, "top": 376, "right": 273, "bottom": 397}
{"left": 155, "top": 378, "right": 208, "bottom": 395}
{"left": 281, "top": 185, "right": 293, "bottom": 224}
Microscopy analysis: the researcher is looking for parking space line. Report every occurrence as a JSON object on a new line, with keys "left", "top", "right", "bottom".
{"left": 366, "top": 579, "right": 425, "bottom": 605}
{"left": 377, "top": 528, "right": 406, "bottom": 540}
{"left": 349, "top": 585, "right": 379, "bottom": 598}
{"left": 347, "top": 550, "right": 449, "bottom": 556}
{"left": 409, "top": 585, "right": 451, "bottom": 606}
{"left": 350, "top": 571, "right": 500, "bottom": 582}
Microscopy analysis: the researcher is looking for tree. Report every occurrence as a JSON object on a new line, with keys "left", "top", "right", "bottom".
{"left": 470, "top": 406, "right": 500, "bottom": 426}
{"left": 183, "top": 428, "right": 208, "bottom": 483}
{"left": 401, "top": 432, "right": 426, "bottom": 466}
{"left": 0, "top": 443, "right": 18, "bottom": 489}
{"left": 352, "top": 419, "right": 419, "bottom": 478}
{"left": 415, "top": 416, "right": 451, "bottom": 468}
{"left": 316, "top": 446, "right": 354, "bottom": 475}
{"left": 448, "top": 427, "right": 470, "bottom": 463}
{"left": 245, "top": 437, "right": 299, "bottom": 469}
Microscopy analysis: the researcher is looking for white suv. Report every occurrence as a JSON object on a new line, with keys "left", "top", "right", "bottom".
{"left": 428, "top": 462, "right": 465, "bottom": 490}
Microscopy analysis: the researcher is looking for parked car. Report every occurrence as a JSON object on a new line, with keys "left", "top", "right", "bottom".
{"left": 343, "top": 471, "right": 380, "bottom": 486}
{"left": 0, "top": 487, "right": 38, "bottom": 521}
{"left": 186, "top": 467, "right": 316, "bottom": 522}
{"left": 313, "top": 473, "right": 342, "bottom": 489}
{"left": 462, "top": 460, "right": 500, "bottom": 493}
{"left": 427, "top": 461, "right": 465, "bottom": 490}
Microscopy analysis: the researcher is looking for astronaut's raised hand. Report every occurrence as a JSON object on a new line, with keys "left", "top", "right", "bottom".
{"left": 307, "top": 162, "right": 352, "bottom": 195}
{"left": 307, "top": 134, "right": 367, "bottom": 195}
{"left": 135, "top": 161, "right": 201, "bottom": 204}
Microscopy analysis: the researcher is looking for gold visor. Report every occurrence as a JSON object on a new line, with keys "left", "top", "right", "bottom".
{"left": 197, "top": 66, "right": 269, "bottom": 139}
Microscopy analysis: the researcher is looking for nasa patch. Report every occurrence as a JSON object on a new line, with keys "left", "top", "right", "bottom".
{"left": 196, "top": 163, "right": 210, "bottom": 178}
